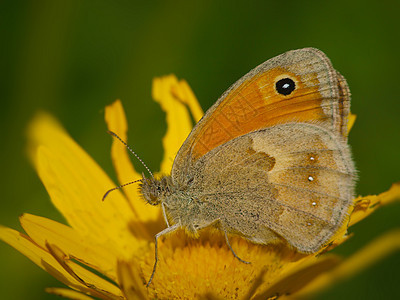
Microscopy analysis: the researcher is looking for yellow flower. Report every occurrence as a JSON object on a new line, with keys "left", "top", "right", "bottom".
{"left": 1, "top": 75, "right": 400, "bottom": 299}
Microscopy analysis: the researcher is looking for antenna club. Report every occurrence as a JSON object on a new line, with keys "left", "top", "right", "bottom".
{"left": 102, "top": 190, "right": 112, "bottom": 201}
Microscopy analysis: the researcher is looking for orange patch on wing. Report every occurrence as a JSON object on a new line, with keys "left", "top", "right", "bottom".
{"left": 192, "top": 68, "right": 329, "bottom": 159}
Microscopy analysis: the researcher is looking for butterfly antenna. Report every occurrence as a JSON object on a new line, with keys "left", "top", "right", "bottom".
{"left": 107, "top": 130, "right": 154, "bottom": 178}
{"left": 102, "top": 179, "right": 142, "bottom": 201}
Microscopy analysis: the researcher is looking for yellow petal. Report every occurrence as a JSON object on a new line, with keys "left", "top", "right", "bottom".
{"left": 105, "top": 100, "right": 159, "bottom": 226}
{"left": 0, "top": 226, "right": 108, "bottom": 299}
{"left": 117, "top": 260, "right": 148, "bottom": 300}
{"left": 347, "top": 113, "right": 356, "bottom": 133}
{"left": 27, "top": 113, "right": 142, "bottom": 257}
{"left": 45, "top": 288, "right": 94, "bottom": 300}
{"left": 170, "top": 78, "right": 204, "bottom": 122}
{"left": 294, "top": 229, "right": 400, "bottom": 298}
{"left": 251, "top": 255, "right": 341, "bottom": 299}
{"left": 349, "top": 182, "right": 400, "bottom": 227}
{"left": 152, "top": 75, "right": 202, "bottom": 174}
{"left": 20, "top": 213, "right": 117, "bottom": 280}
{"left": 45, "top": 243, "right": 124, "bottom": 299}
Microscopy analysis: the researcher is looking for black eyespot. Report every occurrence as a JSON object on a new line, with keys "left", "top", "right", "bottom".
{"left": 275, "top": 78, "right": 296, "bottom": 95}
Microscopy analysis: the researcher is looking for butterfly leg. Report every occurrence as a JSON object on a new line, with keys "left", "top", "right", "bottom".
{"left": 161, "top": 202, "right": 170, "bottom": 227}
{"left": 147, "top": 224, "right": 180, "bottom": 286}
{"left": 224, "top": 231, "right": 251, "bottom": 264}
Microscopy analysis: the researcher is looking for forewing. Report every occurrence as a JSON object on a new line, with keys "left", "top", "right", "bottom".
{"left": 172, "top": 48, "right": 351, "bottom": 183}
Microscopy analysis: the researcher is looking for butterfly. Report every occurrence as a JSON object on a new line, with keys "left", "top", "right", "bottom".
{"left": 110, "top": 48, "right": 356, "bottom": 285}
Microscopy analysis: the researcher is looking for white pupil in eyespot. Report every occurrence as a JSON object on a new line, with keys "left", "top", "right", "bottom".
{"left": 275, "top": 78, "right": 295, "bottom": 95}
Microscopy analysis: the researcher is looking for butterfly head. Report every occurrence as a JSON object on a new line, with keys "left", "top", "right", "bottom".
{"left": 140, "top": 175, "right": 173, "bottom": 206}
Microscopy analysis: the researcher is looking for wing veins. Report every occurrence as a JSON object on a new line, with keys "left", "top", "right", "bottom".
{"left": 195, "top": 188, "right": 335, "bottom": 226}
{"left": 272, "top": 182, "right": 347, "bottom": 201}
{"left": 270, "top": 165, "right": 353, "bottom": 177}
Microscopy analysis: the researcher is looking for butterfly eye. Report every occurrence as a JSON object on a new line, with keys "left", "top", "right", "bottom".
{"left": 275, "top": 78, "right": 296, "bottom": 95}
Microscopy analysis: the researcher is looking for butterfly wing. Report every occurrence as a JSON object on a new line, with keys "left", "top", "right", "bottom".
{"left": 172, "top": 48, "right": 351, "bottom": 184}
{"left": 187, "top": 123, "right": 355, "bottom": 253}
{"left": 170, "top": 48, "right": 355, "bottom": 252}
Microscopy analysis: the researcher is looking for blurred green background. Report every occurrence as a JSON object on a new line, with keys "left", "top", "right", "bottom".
{"left": 1, "top": 0, "right": 399, "bottom": 299}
